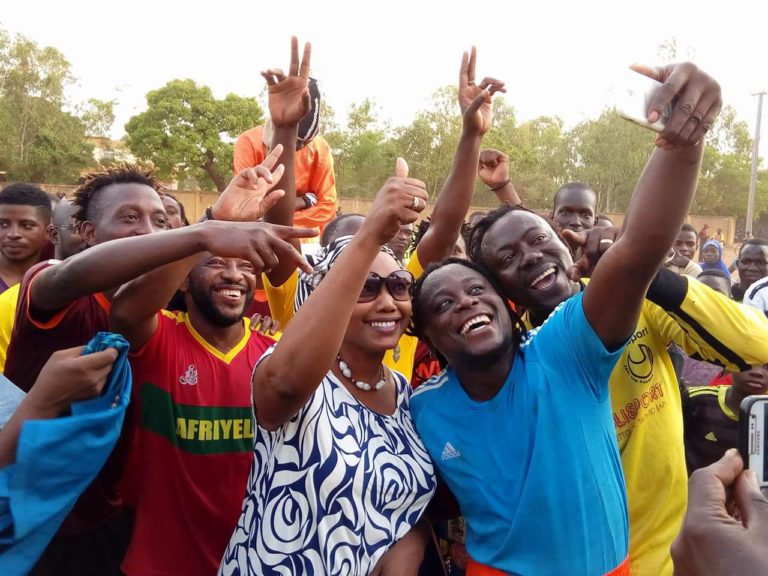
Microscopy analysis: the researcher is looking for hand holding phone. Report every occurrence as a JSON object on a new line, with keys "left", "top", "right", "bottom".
{"left": 615, "top": 68, "right": 671, "bottom": 132}
{"left": 616, "top": 63, "right": 721, "bottom": 150}
{"left": 739, "top": 395, "right": 768, "bottom": 488}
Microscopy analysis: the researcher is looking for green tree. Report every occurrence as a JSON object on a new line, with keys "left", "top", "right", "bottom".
{"left": 395, "top": 86, "right": 463, "bottom": 197}
{"left": 331, "top": 99, "right": 397, "bottom": 198}
{"left": 79, "top": 98, "right": 115, "bottom": 138}
{"left": 125, "top": 79, "right": 263, "bottom": 191}
{"left": 566, "top": 109, "right": 655, "bottom": 213}
{"left": 0, "top": 29, "right": 93, "bottom": 182}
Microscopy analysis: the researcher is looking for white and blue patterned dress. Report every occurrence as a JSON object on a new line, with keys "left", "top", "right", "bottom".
{"left": 219, "top": 347, "right": 436, "bottom": 575}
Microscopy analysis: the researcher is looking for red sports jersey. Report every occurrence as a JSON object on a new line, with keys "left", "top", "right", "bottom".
{"left": 4, "top": 260, "right": 110, "bottom": 393}
{"left": 121, "top": 310, "right": 273, "bottom": 576}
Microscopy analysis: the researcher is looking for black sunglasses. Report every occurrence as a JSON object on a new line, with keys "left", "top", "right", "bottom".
{"left": 359, "top": 270, "right": 414, "bottom": 303}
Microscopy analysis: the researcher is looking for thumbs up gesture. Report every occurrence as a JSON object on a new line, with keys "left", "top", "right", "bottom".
{"left": 359, "top": 158, "right": 428, "bottom": 247}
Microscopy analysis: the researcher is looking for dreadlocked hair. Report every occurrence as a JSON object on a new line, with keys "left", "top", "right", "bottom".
{"left": 407, "top": 257, "right": 527, "bottom": 366}
{"left": 73, "top": 164, "right": 162, "bottom": 224}
{"left": 467, "top": 203, "right": 574, "bottom": 265}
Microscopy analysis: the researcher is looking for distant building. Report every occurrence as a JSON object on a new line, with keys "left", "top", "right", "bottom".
{"left": 86, "top": 136, "right": 137, "bottom": 165}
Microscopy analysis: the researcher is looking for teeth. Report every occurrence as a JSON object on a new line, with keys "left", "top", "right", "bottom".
{"left": 460, "top": 314, "right": 491, "bottom": 336}
{"left": 529, "top": 268, "right": 555, "bottom": 288}
{"left": 217, "top": 289, "right": 242, "bottom": 297}
{"left": 370, "top": 321, "right": 397, "bottom": 329}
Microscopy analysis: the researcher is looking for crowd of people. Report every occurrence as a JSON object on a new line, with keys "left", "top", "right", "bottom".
{"left": 0, "top": 36, "right": 767, "bottom": 576}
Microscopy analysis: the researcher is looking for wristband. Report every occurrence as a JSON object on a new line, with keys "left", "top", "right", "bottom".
{"left": 303, "top": 192, "right": 318, "bottom": 208}
{"left": 204, "top": 204, "right": 216, "bottom": 221}
{"left": 489, "top": 178, "right": 512, "bottom": 192}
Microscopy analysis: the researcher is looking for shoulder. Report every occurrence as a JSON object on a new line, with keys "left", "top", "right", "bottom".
{"left": 519, "top": 295, "right": 576, "bottom": 351}
{"left": 410, "top": 370, "right": 451, "bottom": 414}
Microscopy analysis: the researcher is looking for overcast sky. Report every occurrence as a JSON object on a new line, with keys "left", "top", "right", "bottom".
{"left": 2, "top": 0, "right": 766, "bottom": 159}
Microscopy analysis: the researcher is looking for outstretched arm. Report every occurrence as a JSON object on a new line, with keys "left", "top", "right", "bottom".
{"left": 584, "top": 63, "right": 721, "bottom": 349}
{"left": 416, "top": 47, "right": 506, "bottom": 267}
{"left": 254, "top": 163, "right": 428, "bottom": 430}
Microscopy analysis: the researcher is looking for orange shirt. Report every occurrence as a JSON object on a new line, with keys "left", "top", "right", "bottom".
{"left": 233, "top": 125, "right": 338, "bottom": 232}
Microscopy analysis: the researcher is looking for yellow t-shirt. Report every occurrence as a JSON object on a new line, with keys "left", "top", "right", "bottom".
{"left": 0, "top": 284, "right": 20, "bottom": 373}
{"left": 525, "top": 274, "right": 768, "bottom": 576}
{"left": 263, "top": 252, "right": 425, "bottom": 381}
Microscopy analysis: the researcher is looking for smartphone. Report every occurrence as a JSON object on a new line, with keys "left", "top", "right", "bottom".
{"left": 614, "top": 68, "right": 671, "bottom": 132}
{"left": 739, "top": 396, "right": 768, "bottom": 488}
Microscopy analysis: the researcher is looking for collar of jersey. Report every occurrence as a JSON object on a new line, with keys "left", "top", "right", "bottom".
{"left": 182, "top": 312, "right": 250, "bottom": 364}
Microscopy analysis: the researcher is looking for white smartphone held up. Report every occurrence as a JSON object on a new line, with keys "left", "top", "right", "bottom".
{"left": 739, "top": 396, "right": 768, "bottom": 489}
{"left": 615, "top": 68, "right": 671, "bottom": 132}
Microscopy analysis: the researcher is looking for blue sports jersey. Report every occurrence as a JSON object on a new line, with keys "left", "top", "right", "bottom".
{"left": 411, "top": 293, "right": 629, "bottom": 576}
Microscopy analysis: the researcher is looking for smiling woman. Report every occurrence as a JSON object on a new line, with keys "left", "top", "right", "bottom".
{"left": 219, "top": 155, "right": 436, "bottom": 575}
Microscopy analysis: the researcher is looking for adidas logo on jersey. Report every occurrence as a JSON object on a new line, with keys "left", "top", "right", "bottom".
{"left": 179, "top": 364, "right": 198, "bottom": 385}
{"left": 441, "top": 442, "right": 461, "bottom": 461}
{"left": 705, "top": 431, "right": 718, "bottom": 442}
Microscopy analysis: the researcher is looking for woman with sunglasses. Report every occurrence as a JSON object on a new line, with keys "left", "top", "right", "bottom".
{"left": 219, "top": 169, "right": 437, "bottom": 575}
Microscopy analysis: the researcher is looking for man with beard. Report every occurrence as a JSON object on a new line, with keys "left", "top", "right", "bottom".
{"left": 466, "top": 64, "right": 768, "bottom": 575}
{"left": 109, "top": 252, "right": 277, "bottom": 576}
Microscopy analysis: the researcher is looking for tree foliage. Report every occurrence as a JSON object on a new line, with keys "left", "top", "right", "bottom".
{"left": 125, "top": 79, "right": 263, "bottom": 191}
{"left": 0, "top": 29, "right": 102, "bottom": 182}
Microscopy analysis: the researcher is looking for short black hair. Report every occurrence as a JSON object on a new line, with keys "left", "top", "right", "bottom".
{"left": 680, "top": 223, "right": 697, "bottom": 234}
{"left": 553, "top": 182, "right": 596, "bottom": 209}
{"left": 162, "top": 192, "right": 190, "bottom": 226}
{"left": 467, "top": 203, "right": 571, "bottom": 266}
{"left": 321, "top": 213, "right": 364, "bottom": 246}
{"left": 739, "top": 238, "right": 768, "bottom": 257}
{"left": 697, "top": 269, "right": 732, "bottom": 285}
{"left": 408, "top": 257, "right": 526, "bottom": 364}
{"left": 0, "top": 183, "right": 52, "bottom": 222}
{"left": 73, "top": 164, "right": 161, "bottom": 224}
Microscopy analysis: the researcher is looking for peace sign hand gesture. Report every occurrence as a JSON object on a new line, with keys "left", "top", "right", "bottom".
{"left": 459, "top": 47, "right": 506, "bottom": 136}
{"left": 262, "top": 36, "right": 312, "bottom": 127}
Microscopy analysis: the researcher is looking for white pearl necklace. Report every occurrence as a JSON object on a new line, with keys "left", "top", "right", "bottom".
{"left": 337, "top": 355, "right": 386, "bottom": 391}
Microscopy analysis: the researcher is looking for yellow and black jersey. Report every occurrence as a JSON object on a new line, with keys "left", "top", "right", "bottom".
{"left": 680, "top": 385, "right": 738, "bottom": 475}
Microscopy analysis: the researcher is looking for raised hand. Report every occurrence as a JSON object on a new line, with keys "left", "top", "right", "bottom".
{"left": 249, "top": 313, "right": 280, "bottom": 336}
{"left": 459, "top": 47, "right": 506, "bottom": 136}
{"left": 631, "top": 62, "right": 722, "bottom": 150}
{"left": 478, "top": 149, "right": 510, "bottom": 188}
{"left": 262, "top": 36, "right": 312, "bottom": 127}
{"left": 211, "top": 144, "right": 286, "bottom": 222}
{"left": 360, "top": 158, "right": 428, "bottom": 246}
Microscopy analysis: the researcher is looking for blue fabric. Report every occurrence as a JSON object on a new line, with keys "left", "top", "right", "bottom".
{"left": 410, "top": 293, "right": 629, "bottom": 576}
{"left": 0, "top": 376, "right": 25, "bottom": 431}
{"left": 0, "top": 333, "right": 131, "bottom": 576}
{"left": 700, "top": 239, "right": 730, "bottom": 276}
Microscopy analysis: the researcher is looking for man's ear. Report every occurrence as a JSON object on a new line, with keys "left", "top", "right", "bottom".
{"left": 47, "top": 224, "right": 58, "bottom": 245}
{"left": 79, "top": 221, "right": 97, "bottom": 247}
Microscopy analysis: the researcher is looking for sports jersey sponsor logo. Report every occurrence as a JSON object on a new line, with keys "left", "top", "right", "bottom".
{"left": 440, "top": 442, "right": 461, "bottom": 461}
{"left": 140, "top": 382, "right": 254, "bottom": 454}
{"left": 179, "top": 364, "right": 198, "bottom": 385}
{"left": 623, "top": 328, "right": 654, "bottom": 383}
{"left": 705, "top": 431, "right": 718, "bottom": 442}
{"left": 613, "top": 382, "right": 665, "bottom": 429}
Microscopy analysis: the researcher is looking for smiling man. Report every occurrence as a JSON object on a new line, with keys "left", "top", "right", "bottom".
{"left": 110, "top": 252, "right": 277, "bottom": 576}
{"left": 0, "top": 184, "right": 51, "bottom": 294}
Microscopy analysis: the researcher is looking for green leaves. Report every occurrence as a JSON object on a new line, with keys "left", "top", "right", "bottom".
{"left": 125, "top": 79, "right": 263, "bottom": 191}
